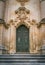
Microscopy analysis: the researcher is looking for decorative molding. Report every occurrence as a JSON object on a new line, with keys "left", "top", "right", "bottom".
{"left": 8, "top": 7, "right": 38, "bottom": 29}
{"left": 15, "top": 21, "right": 30, "bottom": 28}
{"left": 14, "top": 7, "right": 38, "bottom": 29}
{"left": 16, "top": 0, "right": 30, "bottom": 6}
{"left": 0, "top": 19, "right": 9, "bottom": 29}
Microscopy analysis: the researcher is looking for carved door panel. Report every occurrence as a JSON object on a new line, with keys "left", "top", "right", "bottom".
{"left": 16, "top": 25, "right": 29, "bottom": 52}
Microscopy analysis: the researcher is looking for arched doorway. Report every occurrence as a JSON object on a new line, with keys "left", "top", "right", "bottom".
{"left": 16, "top": 25, "right": 29, "bottom": 53}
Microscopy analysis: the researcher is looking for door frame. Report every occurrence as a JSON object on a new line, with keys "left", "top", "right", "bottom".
{"left": 16, "top": 25, "right": 29, "bottom": 53}
{"left": 14, "top": 22, "right": 30, "bottom": 53}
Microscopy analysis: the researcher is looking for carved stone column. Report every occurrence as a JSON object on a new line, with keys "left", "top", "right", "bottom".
{"left": 9, "top": 24, "right": 16, "bottom": 54}
{"left": 0, "top": 24, "right": 3, "bottom": 54}
{"left": 30, "top": 25, "right": 34, "bottom": 53}
{"left": 39, "top": 19, "right": 45, "bottom": 54}
{"left": 3, "top": 25, "right": 10, "bottom": 54}
{"left": 15, "top": 26, "right": 16, "bottom": 53}
{"left": 29, "top": 26, "right": 30, "bottom": 53}
{"left": 30, "top": 22, "right": 41, "bottom": 54}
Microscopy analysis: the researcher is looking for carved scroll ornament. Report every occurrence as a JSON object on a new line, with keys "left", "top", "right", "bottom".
{"left": 15, "top": 7, "right": 30, "bottom": 23}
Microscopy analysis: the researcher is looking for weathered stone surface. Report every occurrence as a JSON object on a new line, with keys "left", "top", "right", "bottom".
{"left": 0, "top": 0, "right": 45, "bottom": 54}
{"left": 0, "top": 24, "right": 4, "bottom": 54}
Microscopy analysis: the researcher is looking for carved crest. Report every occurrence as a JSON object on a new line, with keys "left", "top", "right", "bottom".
{"left": 15, "top": 7, "right": 30, "bottom": 22}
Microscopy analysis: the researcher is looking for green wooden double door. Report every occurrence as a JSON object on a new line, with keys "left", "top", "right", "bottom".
{"left": 16, "top": 25, "right": 29, "bottom": 52}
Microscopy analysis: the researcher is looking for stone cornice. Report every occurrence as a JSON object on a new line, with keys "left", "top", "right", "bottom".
{"left": 0, "top": 0, "right": 6, "bottom": 2}
{"left": 40, "top": 0, "right": 45, "bottom": 2}
{"left": 16, "top": 0, "right": 30, "bottom": 6}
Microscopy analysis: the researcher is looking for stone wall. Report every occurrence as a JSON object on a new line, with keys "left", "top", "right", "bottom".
{"left": 30, "top": 24, "right": 41, "bottom": 54}
{"left": 0, "top": 0, "right": 45, "bottom": 54}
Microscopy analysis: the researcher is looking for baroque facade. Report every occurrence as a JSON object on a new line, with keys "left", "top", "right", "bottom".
{"left": 0, "top": 0, "right": 45, "bottom": 54}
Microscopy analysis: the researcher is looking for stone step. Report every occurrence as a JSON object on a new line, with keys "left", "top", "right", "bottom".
{"left": 0, "top": 54, "right": 45, "bottom": 65}
{"left": 0, "top": 63, "right": 45, "bottom": 65}
{"left": 0, "top": 54, "right": 45, "bottom": 58}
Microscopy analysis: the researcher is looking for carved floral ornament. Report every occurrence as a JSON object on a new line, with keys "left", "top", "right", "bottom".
{"left": 5, "top": 7, "right": 38, "bottom": 29}
{"left": 15, "top": 7, "right": 30, "bottom": 23}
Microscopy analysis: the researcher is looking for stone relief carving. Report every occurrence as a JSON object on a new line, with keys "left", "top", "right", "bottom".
{"left": 1, "top": 4, "right": 41, "bottom": 54}
{"left": 15, "top": 7, "right": 30, "bottom": 23}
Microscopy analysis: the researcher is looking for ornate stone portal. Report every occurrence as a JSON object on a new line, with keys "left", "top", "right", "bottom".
{"left": 9, "top": 7, "right": 31, "bottom": 54}
{"left": 3, "top": 6, "right": 41, "bottom": 54}
{"left": 15, "top": 7, "right": 30, "bottom": 53}
{"left": 0, "top": 0, "right": 42, "bottom": 54}
{"left": 0, "top": 0, "right": 45, "bottom": 54}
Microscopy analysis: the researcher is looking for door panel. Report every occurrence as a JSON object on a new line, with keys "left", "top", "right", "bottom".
{"left": 16, "top": 25, "right": 29, "bottom": 52}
